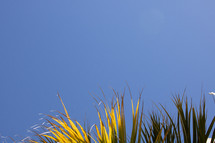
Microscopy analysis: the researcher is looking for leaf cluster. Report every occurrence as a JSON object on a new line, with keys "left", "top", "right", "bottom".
{"left": 27, "top": 90, "right": 214, "bottom": 143}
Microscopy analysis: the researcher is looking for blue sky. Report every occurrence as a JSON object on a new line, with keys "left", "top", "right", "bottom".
{"left": 0, "top": 0, "right": 215, "bottom": 139}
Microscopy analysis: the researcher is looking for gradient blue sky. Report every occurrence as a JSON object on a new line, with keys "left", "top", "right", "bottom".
{"left": 0, "top": 0, "right": 215, "bottom": 139}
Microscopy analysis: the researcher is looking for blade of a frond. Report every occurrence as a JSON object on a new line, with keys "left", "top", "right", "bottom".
{"left": 192, "top": 108, "right": 197, "bottom": 143}
{"left": 47, "top": 113, "right": 85, "bottom": 142}
{"left": 121, "top": 95, "right": 126, "bottom": 143}
{"left": 206, "top": 116, "right": 215, "bottom": 138}
{"left": 154, "top": 127, "right": 163, "bottom": 143}
{"left": 137, "top": 106, "right": 143, "bottom": 143}
{"left": 135, "top": 100, "right": 140, "bottom": 117}
{"left": 101, "top": 122, "right": 109, "bottom": 142}
{"left": 131, "top": 99, "right": 134, "bottom": 118}
{"left": 174, "top": 96, "right": 190, "bottom": 143}
{"left": 57, "top": 93, "right": 81, "bottom": 137}
{"left": 47, "top": 125, "right": 71, "bottom": 142}
{"left": 57, "top": 93, "right": 69, "bottom": 119}
{"left": 160, "top": 104, "right": 181, "bottom": 143}
{"left": 176, "top": 112, "right": 181, "bottom": 142}
{"left": 98, "top": 111, "right": 109, "bottom": 142}
{"left": 130, "top": 99, "right": 140, "bottom": 143}
{"left": 69, "top": 120, "right": 84, "bottom": 140}
{"left": 76, "top": 121, "right": 91, "bottom": 143}
{"left": 162, "top": 124, "right": 172, "bottom": 143}
{"left": 53, "top": 122, "right": 77, "bottom": 142}
{"left": 105, "top": 106, "right": 114, "bottom": 143}
{"left": 109, "top": 125, "right": 113, "bottom": 143}
{"left": 50, "top": 117, "right": 79, "bottom": 140}
{"left": 142, "top": 123, "right": 150, "bottom": 142}
{"left": 116, "top": 98, "right": 122, "bottom": 132}
{"left": 111, "top": 107, "right": 117, "bottom": 135}
{"left": 58, "top": 116, "right": 79, "bottom": 140}
{"left": 46, "top": 130, "right": 64, "bottom": 142}
{"left": 98, "top": 112, "right": 103, "bottom": 133}
{"left": 95, "top": 125, "right": 102, "bottom": 141}
{"left": 106, "top": 104, "right": 118, "bottom": 141}
{"left": 104, "top": 108, "right": 111, "bottom": 132}
{"left": 43, "top": 134, "right": 58, "bottom": 142}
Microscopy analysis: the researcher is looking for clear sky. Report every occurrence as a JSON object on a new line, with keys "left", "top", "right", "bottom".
{"left": 0, "top": 0, "right": 215, "bottom": 139}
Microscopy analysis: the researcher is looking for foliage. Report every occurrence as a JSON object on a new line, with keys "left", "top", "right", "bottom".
{"left": 24, "top": 89, "right": 214, "bottom": 143}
